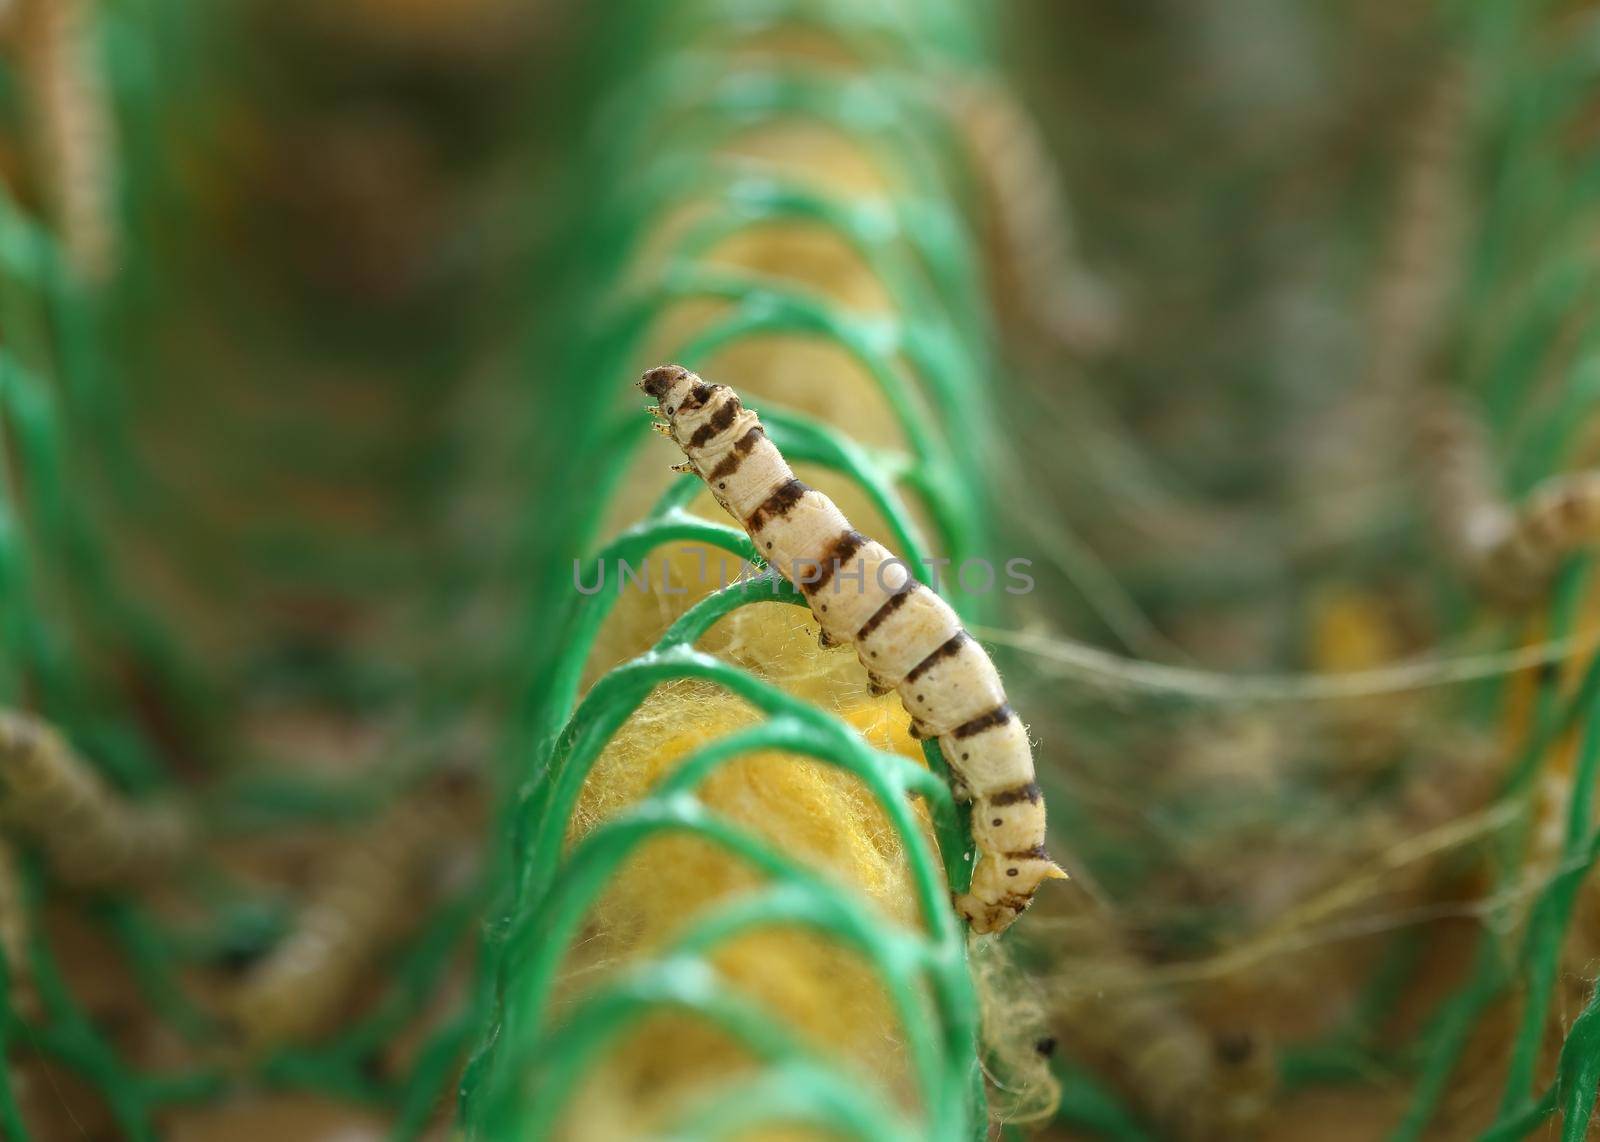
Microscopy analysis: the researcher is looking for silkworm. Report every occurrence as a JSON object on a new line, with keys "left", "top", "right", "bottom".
{"left": 1396, "top": 69, "right": 1600, "bottom": 607}
{"left": 1047, "top": 890, "right": 1272, "bottom": 1141}
{"left": 0, "top": 710, "right": 188, "bottom": 887}
{"left": 229, "top": 774, "right": 477, "bottom": 1047}
{"left": 1417, "top": 388, "right": 1600, "bottom": 605}
{"left": 640, "top": 363, "right": 1066, "bottom": 934}
{"left": 944, "top": 78, "right": 1116, "bottom": 358}
{"left": 1369, "top": 66, "right": 1465, "bottom": 382}
{"left": 21, "top": 0, "right": 116, "bottom": 281}
{"left": 1368, "top": 64, "right": 1470, "bottom": 410}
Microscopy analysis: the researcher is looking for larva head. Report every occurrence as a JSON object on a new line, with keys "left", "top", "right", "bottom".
{"left": 640, "top": 363, "right": 746, "bottom": 458}
{"left": 640, "top": 363, "right": 704, "bottom": 429}
{"left": 955, "top": 851, "right": 1067, "bottom": 935}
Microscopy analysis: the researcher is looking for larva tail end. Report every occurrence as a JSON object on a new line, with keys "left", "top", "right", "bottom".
{"left": 954, "top": 891, "right": 1020, "bottom": 935}
{"left": 956, "top": 856, "right": 1068, "bottom": 934}
{"left": 640, "top": 362, "right": 694, "bottom": 399}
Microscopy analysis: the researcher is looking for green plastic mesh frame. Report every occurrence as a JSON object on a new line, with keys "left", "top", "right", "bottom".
{"left": 458, "top": 1, "right": 1026, "bottom": 1138}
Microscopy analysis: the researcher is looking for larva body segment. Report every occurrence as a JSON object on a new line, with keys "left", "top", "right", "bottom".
{"left": 642, "top": 363, "right": 1066, "bottom": 934}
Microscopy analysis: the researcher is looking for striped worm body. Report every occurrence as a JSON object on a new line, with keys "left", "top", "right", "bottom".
{"left": 1418, "top": 389, "right": 1600, "bottom": 605}
{"left": 945, "top": 79, "right": 1116, "bottom": 358}
{"left": 22, "top": 0, "right": 116, "bottom": 282}
{"left": 1046, "top": 883, "right": 1272, "bottom": 1141}
{"left": 641, "top": 363, "right": 1065, "bottom": 934}
{"left": 229, "top": 776, "right": 476, "bottom": 1047}
{"left": 0, "top": 710, "right": 188, "bottom": 887}
{"left": 1474, "top": 472, "right": 1600, "bottom": 602}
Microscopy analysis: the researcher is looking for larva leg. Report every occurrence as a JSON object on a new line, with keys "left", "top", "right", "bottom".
{"left": 0, "top": 710, "right": 189, "bottom": 888}
{"left": 643, "top": 364, "right": 1066, "bottom": 934}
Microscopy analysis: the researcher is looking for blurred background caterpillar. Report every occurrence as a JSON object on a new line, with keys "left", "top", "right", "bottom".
{"left": 0, "top": 710, "right": 188, "bottom": 887}
{"left": 1419, "top": 391, "right": 1600, "bottom": 606}
{"left": 228, "top": 769, "right": 480, "bottom": 1049}
{"left": 14, "top": 0, "right": 116, "bottom": 282}
{"left": 945, "top": 77, "right": 1118, "bottom": 361}
{"left": 1043, "top": 880, "right": 1276, "bottom": 1142}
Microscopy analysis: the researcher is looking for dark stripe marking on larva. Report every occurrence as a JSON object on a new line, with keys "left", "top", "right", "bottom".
{"left": 904, "top": 631, "right": 970, "bottom": 683}
{"left": 746, "top": 478, "right": 808, "bottom": 532}
{"left": 805, "top": 530, "right": 867, "bottom": 595}
{"left": 705, "top": 426, "right": 766, "bottom": 483}
{"left": 679, "top": 382, "right": 717, "bottom": 411}
{"left": 857, "top": 581, "right": 918, "bottom": 641}
{"left": 987, "top": 781, "right": 1041, "bottom": 807}
{"left": 688, "top": 396, "right": 742, "bottom": 448}
{"left": 952, "top": 703, "right": 1014, "bottom": 739}
{"left": 1004, "top": 844, "right": 1052, "bottom": 861}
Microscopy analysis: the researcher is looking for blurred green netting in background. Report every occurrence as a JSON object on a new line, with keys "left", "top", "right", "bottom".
{"left": 0, "top": 0, "right": 498, "bottom": 1136}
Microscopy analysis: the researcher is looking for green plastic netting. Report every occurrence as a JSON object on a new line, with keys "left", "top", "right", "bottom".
{"left": 459, "top": 2, "right": 1012, "bottom": 1138}
{"left": 7, "top": 0, "right": 1600, "bottom": 1139}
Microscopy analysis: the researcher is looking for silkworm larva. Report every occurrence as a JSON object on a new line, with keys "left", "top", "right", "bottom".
{"left": 1368, "top": 64, "right": 1470, "bottom": 408}
{"left": 1047, "top": 890, "right": 1272, "bottom": 1141}
{"left": 640, "top": 363, "right": 1066, "bottom": 934}
{"left": 1417, "top": 389, "right": 1600, "bottom": 605}
{"left": 21, "top": 0, "right": 115, "bottom": 282}
{"left": 944, "top": 78, "right": 1117, "bottom": 358}
{"left": 0, "top": 710, "right": 188, "bottom": 887}
{"left": 229, "top": 775, "right": 477, "bottom": 1048}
